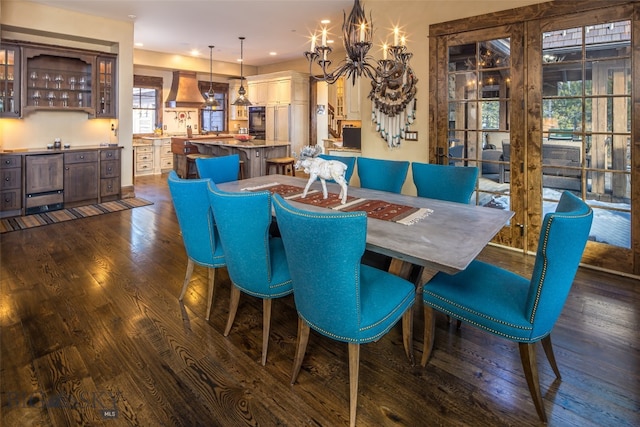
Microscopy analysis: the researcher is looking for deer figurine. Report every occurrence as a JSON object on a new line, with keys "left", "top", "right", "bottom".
{"left": 295, "top": 146, "right": 349, "bottom": 204}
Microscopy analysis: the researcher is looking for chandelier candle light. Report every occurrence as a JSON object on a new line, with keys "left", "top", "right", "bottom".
{"left": 305, "top": 0, "right": 417, "bottom": 148}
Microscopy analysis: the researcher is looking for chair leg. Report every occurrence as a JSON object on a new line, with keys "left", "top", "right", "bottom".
{"left": 291, "top": 318, "right": 310, "bottom": 384}
{"left": 224, "top": 286, "right": 241, "bottom": 336}
{"left": 421, "top": 305, "right": 436, "bottom": 367}
{"left": 348, "top": 343, "right": 360, "bottom": 427}
{"left": 402, "top": 307, "right": 414, "bottom": 365}
{"left": 178, "top": 259, "right": 196, "bottom": 301}
{"left": 541, "top": 335, "right": 562, "bottom": 379}
{"left": 518, "top": 342, "right": 548, "bottom": 423}
{"left": 205, "top": 268, "right": 216, "bottom": 321}
{"left": 261, "top": 299, "right": 272, "bottom": 366}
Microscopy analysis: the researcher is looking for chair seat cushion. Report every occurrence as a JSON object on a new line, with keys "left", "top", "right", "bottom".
{"left": 356, "top": 265, "right": 415, "bottom": 343}
{"left": 423, "top": 260, "right": 537, "bottom": 342}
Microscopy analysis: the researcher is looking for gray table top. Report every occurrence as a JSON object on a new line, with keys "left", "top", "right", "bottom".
{"left": 218, "top": 174, "right": 514, "bottom": 274}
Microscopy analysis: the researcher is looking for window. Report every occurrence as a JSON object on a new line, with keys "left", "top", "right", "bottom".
{"left": 198, "top": 81, "right": 228, "bottom": 133}
{"left": 133, "top": 75, "right": 163, "bottom": 135}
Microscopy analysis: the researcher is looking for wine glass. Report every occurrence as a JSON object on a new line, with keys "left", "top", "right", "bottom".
{"left": 77, "top": 92, "right": 83, "bottom": 107}
{"left": 30, "top": 71, "right": 38, "bottom": 87}
{"left": 32, "top": 90, "right": 41, "bottom": 106}
{"left": 61, "top": 92, "right": 69, "bottom": 107}
{"left": 68, "top": 76, "right": 76, "bottom": 90}
{"left": 43, "top": 73, "right": 50, "bottom": 89}
{"left": 54, "top": 74, "right": 64, "bottom": 89}
{"left": 47, "top": 91, "right": 56, "bottom": 107}
{"left": 78, "top": 76, "right": 86, "bottom": 90}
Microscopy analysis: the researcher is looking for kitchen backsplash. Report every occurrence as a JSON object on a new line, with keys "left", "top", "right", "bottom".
{"left": 162, "top": 108, "right": 199, "bottom": 135}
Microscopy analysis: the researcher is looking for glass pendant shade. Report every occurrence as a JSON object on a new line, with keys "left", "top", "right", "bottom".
{"left": 205, "top": 45, "right": 219, "bottom": 109}
{"left": 232, "top": 37, "right": 251, "bottom": 106}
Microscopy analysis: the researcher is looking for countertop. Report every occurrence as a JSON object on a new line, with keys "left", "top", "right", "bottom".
{"left": 190, "top": 139, "right": 290, "bottom": 149}
{"left": 1, "top": 144, "right": 122, "bottom": 155}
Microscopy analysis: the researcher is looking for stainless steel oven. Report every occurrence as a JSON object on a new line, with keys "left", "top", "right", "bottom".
{"left": 248, "top": 106, "right": 266, "bottom": 140}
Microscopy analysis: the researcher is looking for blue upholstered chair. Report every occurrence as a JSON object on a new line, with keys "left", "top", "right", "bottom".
{"left": 207, "top": 182, "right": 293, "bottom": 366}
{"left": 318, "top": 154, "right": 356, "bottom": 183}
{"left": 421, "top": 191, "right": 593, "bottom": 422}
{"left": 195, "top": 154, "right": 240, "bottom": 183}
{"left": 411, "top": 162, "right": 479, "bottom": 204}
{"left": 272, "top": 194, "right": 415, "bottom": 427}
{"left": 356, "top": 157, "right": 409, "bottom": 194}
{"left": 167, "top": 171, "right": 225, "bottom": 321}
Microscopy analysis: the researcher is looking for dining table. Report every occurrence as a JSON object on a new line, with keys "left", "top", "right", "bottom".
{"left": 217, "top": 174, "right": 514, "bottom": 277}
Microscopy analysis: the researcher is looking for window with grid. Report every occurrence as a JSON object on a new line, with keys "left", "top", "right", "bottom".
{"left": 133, "top": 75, "right": 163, "bottom": 135}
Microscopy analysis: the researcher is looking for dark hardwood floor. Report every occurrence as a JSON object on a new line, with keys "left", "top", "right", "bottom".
{"left": 1, "top": 173, "right": 638, "bottom": 426}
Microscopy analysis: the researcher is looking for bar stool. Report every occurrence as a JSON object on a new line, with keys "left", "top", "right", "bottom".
{"left": 266, "top": 157, "right": 296, "bottom": 176}
{"left": 186, "top": 153, "right": 213, "bottom": 178}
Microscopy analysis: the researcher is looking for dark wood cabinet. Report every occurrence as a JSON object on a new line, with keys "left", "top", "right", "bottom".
{"left": 13, "top": 42, "right": 117, "bottom": 118}
{"left": 64, "top": 151, "right": 99, "bottom": 205}
{"left": 100, "top": 149, "right": 120, "bottom": 201}
{"left": 0, "top": 43, "right": 20, "bottom": 118}
{"left": 0, "top": 155, "right": 23, "bottom": 217}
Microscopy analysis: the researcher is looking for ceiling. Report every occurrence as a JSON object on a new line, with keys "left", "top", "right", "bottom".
{"left": 29, "top": 0, "right": 357, "bottom": 66}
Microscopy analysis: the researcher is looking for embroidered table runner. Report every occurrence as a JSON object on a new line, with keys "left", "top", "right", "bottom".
{"left": 244, "top": 183, "right": 432, "bottom": 226}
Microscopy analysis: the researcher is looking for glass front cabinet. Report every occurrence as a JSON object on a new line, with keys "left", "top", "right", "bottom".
{"left": 0, "top": 43, "right": 20, "bottom": 118}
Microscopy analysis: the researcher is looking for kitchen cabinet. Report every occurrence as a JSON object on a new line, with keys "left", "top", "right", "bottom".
{"left": 267, "top": 78, "right": 291, "bottom": 104}
{"left": 329, "top": 76, "right": 361, "bottom": 120}
{"left": 19, "top": 42, "right": 117, "bottom": 118}
{"left": 96, "top": 56, "right": 116, "bottom": 118}
{"left": 160, "top": 139, "right": 173, "bottom": 172}
{"left": 0, "top": 43, "right": 20, "bottom": 118}
{"left": 100, "top": 148, "right": 120, "bottom": 201}
{"left": 247, "top": 81, "right": 268, "bottom": 106}
{"left": 25, "top": 154, "right": 64, "bottom": 214}
{"left": 266, "top": 104, "right": 290, "bottom": 142}
{"left": 63, "top": 151, "right": 99, "bottom": 205}
{"left": 134, "top": 145, "right": 153, "bottom": 176}
{"left": 0, "top": 155, "right": 23, "bottom": 218}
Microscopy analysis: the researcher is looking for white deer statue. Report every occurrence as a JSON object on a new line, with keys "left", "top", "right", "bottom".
{"left": 295, "top": 146, "right": 349, "bottom": 204}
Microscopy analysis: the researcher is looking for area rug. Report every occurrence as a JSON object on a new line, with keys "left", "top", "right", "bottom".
{"left": 0, "top": 198, "right": 153, "bottom": 234}
{"left": 244, "top": 183, "right": 432, "bottom": 226}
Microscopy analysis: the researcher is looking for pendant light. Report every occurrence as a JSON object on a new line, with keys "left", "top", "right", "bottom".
{"left": 205, "top": 45, "right": 219, "bottom": 109}
{"left": 232, "top": 36, "right": 252, "bottom": 106}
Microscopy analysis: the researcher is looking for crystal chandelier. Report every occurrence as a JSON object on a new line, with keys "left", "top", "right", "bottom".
{"left": 232, "top": 36, "right": 252, "bottom": 106}
{"left": 204, "top": 45, "right": 219, "bottom": 110}
{"left": 305, "top": 0, "right": 418, "bottom": 147}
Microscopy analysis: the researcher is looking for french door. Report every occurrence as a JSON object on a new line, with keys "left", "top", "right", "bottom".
{"left": 431, "top": 1, "right": 638, "bottom": 275}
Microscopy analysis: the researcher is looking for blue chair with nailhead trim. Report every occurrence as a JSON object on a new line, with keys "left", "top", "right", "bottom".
{"left": 421, "top": 191, "right": 593, "bottom": 422}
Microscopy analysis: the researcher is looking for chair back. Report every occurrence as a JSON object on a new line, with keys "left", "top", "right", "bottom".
{"left": 167, "top": 170, "right": 224, "bottom": 267}
{"left": 318, "top": 154, "right": 356, "bottom": 183}
{"left": 412, "top": 162, "right": 479, "bottom": 204}
{"left": 195, "top": 154, "right": 240, "bottom": 183}
{"left": 207, "top": 182, "right": 290, "bottom": 297}
{"left": 357, "top": 157, "right": 409, "bottom": 194}
{"left": 526, "top": 191, "right": 593, "bottom": 338}
{"left": 273, "top": 194, "right": 371, "bottom": 339}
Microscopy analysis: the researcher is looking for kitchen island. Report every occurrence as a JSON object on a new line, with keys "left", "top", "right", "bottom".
{"left": 189, "top": 138, "right": 291, "bottom": 178}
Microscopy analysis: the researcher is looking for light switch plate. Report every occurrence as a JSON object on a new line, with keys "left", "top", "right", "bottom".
{"left": 405, "top": 131, "right": 418, "bottom": 141}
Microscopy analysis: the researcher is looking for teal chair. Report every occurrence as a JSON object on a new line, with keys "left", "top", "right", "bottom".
{"left": 207, "top": 182, "right": 293, "bottom": 366}
{"left": 318, "top": 154, "right": 356, "bottom": 183}
{"left": 167, "top": 171, "right": 225, "bottom": 321}
{"left": 273, "top": 194, "right": 415, "bottom": 427}
{"left": 412, "top": 162, "right": 479, "bottom": 204}
{"left": 356, "top": 157, "right": 409, "bottom": 194}
{"left": 195, "top": 154, "right": 240, "bottom": 183}
{"left": 421, "top": 191, "right": 593, "bottom": 422}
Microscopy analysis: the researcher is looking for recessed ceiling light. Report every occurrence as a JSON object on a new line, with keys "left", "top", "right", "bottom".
{"left": 328, "top": 40, "right": 335, "bottom": 44}
{"left": 269, "top": 52, "right": 277, "bottom": 56}
{"left": 128, "top": 14, "right": 136, "bottom": 19}
{"left": 190, "top": 49, "right": 200, "bottom": 56}
{"left": 135, "top": 42, "right": 144, "bottom": 47}
{"left": 321, "top": 19, "right": 330, "bottom": 24}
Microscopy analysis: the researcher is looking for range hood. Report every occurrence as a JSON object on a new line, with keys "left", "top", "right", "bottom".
{"left": 165, "top": 71, "right": 205, "bottom": 108}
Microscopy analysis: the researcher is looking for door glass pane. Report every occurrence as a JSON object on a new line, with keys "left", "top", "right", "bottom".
{"left": 448, "top": 38, "right": 511, "bottom": 210}
{"left": 542, "top": 20, "right": 631, "bottom": 248}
